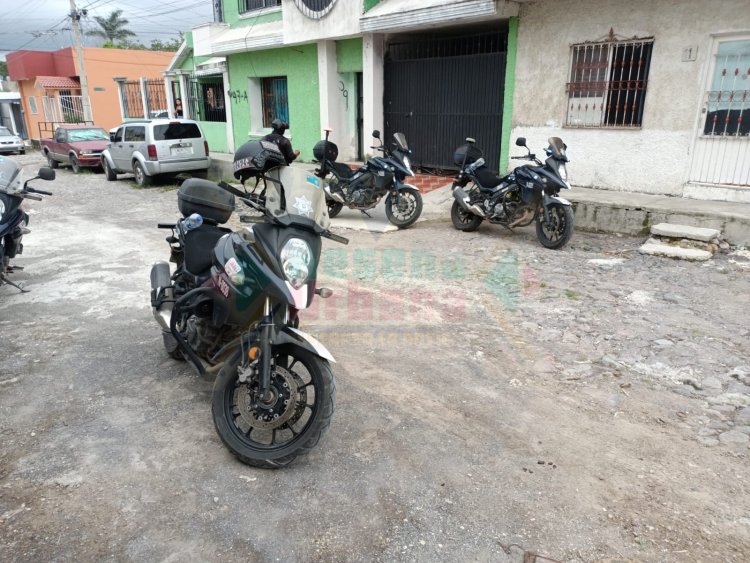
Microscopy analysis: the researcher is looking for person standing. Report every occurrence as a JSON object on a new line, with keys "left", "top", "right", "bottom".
{"left": 262, "top": 119, "right": 299, "bottom": 165}
{"left": 174, "top": 98, "right": 184, "bottom": 117}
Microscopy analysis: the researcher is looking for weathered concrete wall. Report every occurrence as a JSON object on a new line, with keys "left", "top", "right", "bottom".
{"left": 511, "top": 0, "right": 750, "bottom": 197}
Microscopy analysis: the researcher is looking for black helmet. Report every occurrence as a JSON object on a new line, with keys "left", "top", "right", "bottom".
{"left": 232, "top": 140, "right": 285, "bottom": 181}
{"left": 270, "top": 118, "right": 288, "bottom": 133}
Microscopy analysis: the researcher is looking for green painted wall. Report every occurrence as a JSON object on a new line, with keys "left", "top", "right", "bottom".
{"left": 500, "top": 16, "right": 518, "bottom": 173}
{"left": 336, "top": 38, "right": 363, "bottom": 73}
{"left": 202, "top": 122, "right": 228, "bottom": 153}
{"left": 224, "top": 3, "right": 283, "bottom": 26}
{"left": 227, "top": 45, "right": 320, "bottom": 161}
{"left": 363, "top": 0, "right": 381, "bottom": 12}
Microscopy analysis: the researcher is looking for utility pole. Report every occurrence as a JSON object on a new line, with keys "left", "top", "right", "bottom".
{"left": 69, "top": 0, "right": 93, "bottom": 122}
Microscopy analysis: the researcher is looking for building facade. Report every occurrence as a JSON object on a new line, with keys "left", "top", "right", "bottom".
{"left": 7, "top": 48, "right": 175, "bottom": 142}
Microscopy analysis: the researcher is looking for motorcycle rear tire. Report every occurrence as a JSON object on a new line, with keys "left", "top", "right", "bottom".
{"left": 450, "top": 200, "right": 483, "bottom": 232}
{"left": 385, "top": 187, "right": 422, "bottom": 229}
{"left": 536, "top": 202, "right": 574, "bottom": 249}
{"left": 212, "top": 344, "right": 335, "bottom": 469}
{"left": 327, "top": 201, "right": 343, "bottom": 219}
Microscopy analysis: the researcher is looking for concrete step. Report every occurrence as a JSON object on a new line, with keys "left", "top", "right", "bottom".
{"left": 650, "top": 222, "right": 721, "bottom": 242}
{"left": 638, "top": 242, "right": 713, "bottom": 261}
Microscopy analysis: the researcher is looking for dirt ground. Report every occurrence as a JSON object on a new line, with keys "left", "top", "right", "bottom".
{"left": 1, "top": 152, "right": 749, "bottom": 562}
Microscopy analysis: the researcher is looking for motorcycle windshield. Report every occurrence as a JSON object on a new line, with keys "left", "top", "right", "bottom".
{"left": 393, "top": 132, "right": 409, "bottom": 151}
{"left": 547, "top": 137, "right": 567, "bottom": 160}
{"left": 264, "top": 166, "right": 331, "bottom": 230}
{"left": 0, "top": 156, "right": 22, "bottom": 194}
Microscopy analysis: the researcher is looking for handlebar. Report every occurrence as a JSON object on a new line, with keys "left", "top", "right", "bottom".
{"left": 26, "top": 187, "right": 53, "bottom": 196}
{"left": 323, "top": 231, "right": 349, "bottom": 245}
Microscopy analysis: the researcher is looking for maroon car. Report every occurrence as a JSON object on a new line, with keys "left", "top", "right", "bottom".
{"left": 41, "top": 125, "right": 110, "bottom": 174}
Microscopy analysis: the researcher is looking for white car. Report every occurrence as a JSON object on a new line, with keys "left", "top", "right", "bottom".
{"left": 101, "top": 119, "right": 210, "bottom": 186}
{"left": 0, "top": 126, "right": 25, "bottom": 155}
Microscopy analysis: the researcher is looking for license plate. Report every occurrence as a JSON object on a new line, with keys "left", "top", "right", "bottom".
{"left": 171, "top": 147, "right": 192, "bottom": 156}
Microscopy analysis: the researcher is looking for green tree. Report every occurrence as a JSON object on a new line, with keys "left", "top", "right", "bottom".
{"left": 87, "top": 9, "right": 136, "bottom": 45}
{"left": 149, "top": 38, "right": 181, "bottom": 52}
{"left": 0, "top": 60, "right": 8, "bottom": 79}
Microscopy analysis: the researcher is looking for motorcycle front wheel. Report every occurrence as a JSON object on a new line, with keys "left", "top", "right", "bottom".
{"left": 536, "top": 201, "right": 574, "bottom": 249}
{"left": 212, "top": 345, "right": 335, "bottom": 468}
{"left": 385, "top": 187, "right": 423, "bottom": 229}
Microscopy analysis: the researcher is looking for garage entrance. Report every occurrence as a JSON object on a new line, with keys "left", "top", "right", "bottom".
{"left": 384, "top": 25, "right": 508, "bottom": 172}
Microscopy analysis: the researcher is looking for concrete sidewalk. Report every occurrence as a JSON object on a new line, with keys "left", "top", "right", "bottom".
{"left": 209, "top": 153, "right": 750, "bottom": 244}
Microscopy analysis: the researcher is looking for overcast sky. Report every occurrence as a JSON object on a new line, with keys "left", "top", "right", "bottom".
{"left": 0, "top": 0, "right": 214, "bottom": 61}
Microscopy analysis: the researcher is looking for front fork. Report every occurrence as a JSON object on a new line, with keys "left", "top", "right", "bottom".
{"left": 258, "top": 298, "right": 274, "bottom": 401}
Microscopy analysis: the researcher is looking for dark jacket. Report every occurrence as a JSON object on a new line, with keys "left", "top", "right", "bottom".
{"left": 262, "top": 131, "right": 297, "bottom": 165}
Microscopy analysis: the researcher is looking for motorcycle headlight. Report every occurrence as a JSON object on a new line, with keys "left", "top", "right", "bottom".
{"left": 281, "top": 238, "right": 312, "bottom": 289}
{"left": 402, "top": 156, "right": 414, "bottom": 175}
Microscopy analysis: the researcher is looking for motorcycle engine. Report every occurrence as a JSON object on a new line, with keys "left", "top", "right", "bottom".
{"left": 186, "top": 316, "right": 220, "bottom": 358}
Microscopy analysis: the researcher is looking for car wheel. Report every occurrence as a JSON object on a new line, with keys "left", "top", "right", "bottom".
{"left": 133, "top": 161, "right": 152, "bottom": 187}
{"left": 103, "top": 159, "right": 117, "bottom": 181}
{"left": 46, "top": 152, "right": 59, "bottom": 169}
{"left": 70, "top": 155, "right": 81, "bottom": 174}
{"left": 19, "top": 149, "right": 25, "bottom": 155}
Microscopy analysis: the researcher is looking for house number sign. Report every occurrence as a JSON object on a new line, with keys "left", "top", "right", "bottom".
{"left": 293, "top": 0, "right": 338, "bottom": 19}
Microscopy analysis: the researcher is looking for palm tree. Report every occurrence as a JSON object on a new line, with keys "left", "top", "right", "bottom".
{"left": 86, "top": 10, "right": 136, "bottom": 45}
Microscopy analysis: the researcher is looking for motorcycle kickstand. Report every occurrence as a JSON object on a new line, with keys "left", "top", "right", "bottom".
{"left": 360, "top": 210, "right": 372, "bottom": 218}
{"left": 0, "top": 274, "right": 29, "bottom": 293}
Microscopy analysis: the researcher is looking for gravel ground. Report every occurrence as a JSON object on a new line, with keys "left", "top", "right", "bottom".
{"left": 1, "top": 151, "right": 749, "bottom": 562}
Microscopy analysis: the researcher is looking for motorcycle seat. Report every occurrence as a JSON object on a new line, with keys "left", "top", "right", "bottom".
{"left": 474, "top": 166, "right": 504, "bottom": 189}
{"left": 330, "top": 162, "right": 355, "bottom": 179}
{"left": 184, "top": 224, "right": 231, "bottom": 278}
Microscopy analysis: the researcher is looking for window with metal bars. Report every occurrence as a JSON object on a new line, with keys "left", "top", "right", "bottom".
{"left": 121, "top": 80, "right": 144, "bottom": 119}
{"left": 261, "top": 76, "right": 288, "bottom": 128}
{"left": 239, "top": 0, "right": 280, "bottom": 13}
{"left": 566, "top": 38, "right": 653, "bottom": 128}
{"left": 703, "top": 39, "right": 750, "bottom": 137}
{"left": 187, "top": 76, "right": 227, "bottom": 123}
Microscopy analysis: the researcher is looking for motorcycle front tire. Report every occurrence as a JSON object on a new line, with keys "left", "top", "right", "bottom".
{"left": 327, "top": 200, "right": 343, "bottom": 219}
{"left": 536, "top": 201, "right": 574, "bottom": 249}
{"left": 385, "top": 187, "right": 423, "bottom": 229}
{"left": 450, "top": 200, "right": 483, "bottom": 232}
{"left": 212, "top": 344, "right": 335, "bottom": 469}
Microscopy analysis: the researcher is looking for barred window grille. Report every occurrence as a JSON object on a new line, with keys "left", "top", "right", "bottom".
{"left": 261, "top": 76, "right": 288, "bottom": 128}
{"left": 188, "top": 76, "right": 227, "bottom": 123}
{"left": 703, "top": 39, "right": 750, "bottom": 137}
{"left": 145, "top": 79, "right": 168, "bottom": 118}
{"left": 239, "top": 0, "right": 280, "bottom": 13}
{"left": 566, "top": 38, "right": 653, "bottom": 128}
{"left": 122, "top": 80, "right": 144, "bottom": 119}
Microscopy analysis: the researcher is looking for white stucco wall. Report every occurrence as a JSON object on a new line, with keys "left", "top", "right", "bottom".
{"left": 282, "top": 0, "right": 361, "bottom": 44}
{"left": 511, "top": 0, "right": 750, "bottom": 197}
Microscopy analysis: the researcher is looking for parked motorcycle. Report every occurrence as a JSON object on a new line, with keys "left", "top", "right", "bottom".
{"left": 451, "top": 137, "right": 574, "bottom": 249}
{"left": 0, "top": 157, "right": 55, "bottom": 292}
{"left": 150, "top": 140, "right": 348, "bottom": 468}
{"left": 314, "top": 129, "right": 423, "bottom": 228}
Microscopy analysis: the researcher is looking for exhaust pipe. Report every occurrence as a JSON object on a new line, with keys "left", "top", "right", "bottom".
{"left": 150, "top": 261, "right": 174, "bottom": 331}
{"left": 324, "top": 185, "right": 345, "bottom": 203}
{"left": 452, "top": 187, "right": 485, "bottom": 218}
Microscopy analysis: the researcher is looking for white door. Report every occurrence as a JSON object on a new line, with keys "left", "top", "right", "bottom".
{"left": 689, "top": 36, "right": 750, "bottom": 187}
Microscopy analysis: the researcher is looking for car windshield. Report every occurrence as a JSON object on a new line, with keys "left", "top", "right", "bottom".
{"left": 0, "top": 127, "right": 12, "bottom": 136}
{"left": 264, "top": 166, "right": 330, "bottom": 230}
{"left": 153, "top": 123, "right": 202, "bottom": 140}
{"left": 393, "top": 132, "right": 409, "bottom": 151}
{"left": 68, "top": 128, "right": 109, "bottom": 142}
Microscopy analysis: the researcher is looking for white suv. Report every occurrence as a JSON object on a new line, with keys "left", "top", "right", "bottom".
{"left": 101, "top": 119, "right": 210, "bottom": 186}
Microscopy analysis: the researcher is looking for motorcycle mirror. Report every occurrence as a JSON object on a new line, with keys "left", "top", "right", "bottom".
{"left": 372, "top": 130, "right": 381, "bottom": 139}
{"left": 38, "top": 167, "right": 56, "bottom": 181}
{"left": 465, "top": 137, "right": 476, "bottom": 144}
{"left": 515, "top": 137, "right": 527, "bottom": 147}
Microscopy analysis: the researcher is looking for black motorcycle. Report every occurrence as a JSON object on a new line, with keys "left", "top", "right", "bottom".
{"left": 314, "top": 129, "right": 423, "bottom": 228}
{"left": 451, "top": 137, "right": 574, "bottom": 249}
{"left": 0, "top": 157, "right": 55, "bottom": 292}
{"left": 150, "top": 164, "right": 348, "bottom": 468}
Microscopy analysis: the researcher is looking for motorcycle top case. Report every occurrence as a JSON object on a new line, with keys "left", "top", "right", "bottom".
{"left": 453, "top": 143, "right": 483, "bottom": 167}
{"left": 178, "top": 179, "right": 235, "bottom": 224}
{"left": 313, "top": 140, "right": 338, "bottom": 162}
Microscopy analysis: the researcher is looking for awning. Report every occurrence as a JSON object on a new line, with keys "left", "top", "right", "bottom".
{"left": 193, "top": 21, "right": 283, "bottom": 57}
{"left": 34, "top": 76, "right": 81, "bottom": 90}
{"left": 360, "top": 0, "right": 502, "bottom": 33}
{"left": 195, "top": 57, "right": 227, "bottom": 77}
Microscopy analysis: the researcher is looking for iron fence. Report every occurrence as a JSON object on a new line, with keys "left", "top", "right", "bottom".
{"left": 121, "top": 80, "right": 144, "bottom": 119}
{"left": 187, "top": 76, "right": 227, "bottom": 123}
